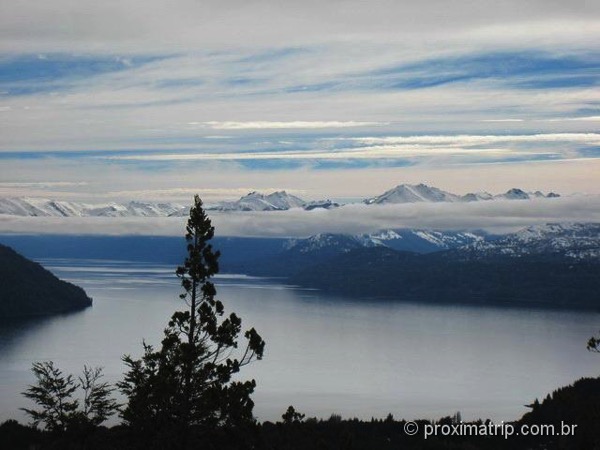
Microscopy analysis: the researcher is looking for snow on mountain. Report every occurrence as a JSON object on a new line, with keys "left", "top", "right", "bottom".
{"left": 0, "top": 198, "right": 79, "bottom": 217}
{"left": 365, "top": 230, "right": 403, "bottom": 242}
{"left": 494, "top": 188, "right": 531, "bottom": 200}
{"left": 412, "top": 230, "right": 484, "bottom": 248}
{"left": 492, "top": 188, "right": 561, "bottom": 200}
{"left": 464, "top": 223, "right": 600, "bottom": 260}
{"left": 0, "top": 184, "right": 562, "bottom": 217}
{"left": 285, "top": 224, "right": 597, "bottom": 261}
{"left": 0, "top": 198, "right": 186, "bottom": 217}
{"left": 365, "top": 184, "right": 461, "bottom": 204}
{"left": 208, "top": 191, "right": 306, "bottom": 211}
{"left": 461, "top": 192, "right": 494, "bottom": 202}
{"left": 286, "top": 233, "right": 368, "bottom": 254}
{"left": 365, "top": 184, "right": 560, "bottom": 204}
{"left": 85, "top": 201, "right": 185, "bottom": 217}
{"left": 303, "top": 199, "right": 341, "bottom": 211}
{"left": 357, "top": 229, "right": 486, "bottom": 252}
{"left": 286, "top": 229, "right": 487, "bottom": 256}
{"left": 0, "top": 193, "right": 309, "bottom": 216}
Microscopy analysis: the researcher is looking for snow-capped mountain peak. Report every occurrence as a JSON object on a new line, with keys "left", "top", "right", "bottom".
{"left": 495, "top": 188, "right": 530, "bottom": 200}
{"left": 358, "top": 229, "right": 486, "bottom": 251}
{"left": 303, "top": 199, "right": 341, "bottom": 211}
{"left": 0, "top": 183, "right": 563, "bottom": 217}
{"left": 286, "top": 233, "right": 367, "bottom": 254}
{"left": 365, "top": 184, "right": 561, "bottom": 204}
{"left": 492, "top": 188, "right": 561, "bottom": 201}
{"left": 461, "top": 191, "right": 493, "bottom": 202}
{"left": 365, "top": 183, "right": 460, "bottom": 204}
{"left": 208, "top": 190, "right": 306, "bottom": 211}
{"left": 464, "top": 222, "right": 600, "bottom": 260}
{"left": 0, "top": 197, "right": 186, "bottom": 217}
{"left": 285, "top": 229, "right": 488, "bottom": 256}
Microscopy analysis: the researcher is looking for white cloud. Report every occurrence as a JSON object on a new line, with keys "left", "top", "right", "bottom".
{"left": 1, "top": 2, "right": 598, "bottom": 202}
{"left": 348, "top": 133, "right": 600, "bottom": 146}
{"left": 102, "top": 132, "right": 598, "bottom": 163}
{"left": 202, "top": 121, "right": 385, "bottom": 130}
{"left": 105, "top": 146, "right": 525, "bottom": 162}
{"left": 544, "top": 116, "right": 600, "bottom": 122}
{"left": 480, "top": 119, "right": 524, "bottom": 122}
{"left": 103, "top": 187, "right": 305, "bottom": 200}
{"left": 2, "top": 157, "right": 600, "bottom": 203}
{"left": 3, "top": 75, "right": 598, "bottom": 152}
{"left": 0, "top": 182, "right": 88, "bottom": 188}
{"left": 1, "top": 1, "right": 598, "bottom": 54}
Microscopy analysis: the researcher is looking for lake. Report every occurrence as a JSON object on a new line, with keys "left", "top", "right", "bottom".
{"left": 1, "top": 258, "right": 599, "bottom": 424}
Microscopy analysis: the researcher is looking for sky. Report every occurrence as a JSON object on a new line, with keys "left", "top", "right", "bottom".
{"left": 0, "top": 0, "right": 599, "bottom": 235}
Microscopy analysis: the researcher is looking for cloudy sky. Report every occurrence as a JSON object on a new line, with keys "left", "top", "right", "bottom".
{"left": 1, "top": 0, "right": 599, "bottom": 209}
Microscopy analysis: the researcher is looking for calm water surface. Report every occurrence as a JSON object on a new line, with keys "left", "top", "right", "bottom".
{"left": 1, "top": 259, "right": 599, "bottom": 424}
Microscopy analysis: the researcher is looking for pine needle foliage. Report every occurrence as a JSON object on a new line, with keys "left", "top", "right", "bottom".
{"left": 119, "top": 195, "right": 265, "bottom": 432}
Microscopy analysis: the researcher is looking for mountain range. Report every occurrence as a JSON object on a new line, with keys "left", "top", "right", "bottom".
{"left": 461, "top": 223, "right": 600, "bottom": 260}
{"left": 225, "top": 222, "right": 600, "bottom": 309}
{"left": 364, "top": 184, "right": 559, "bottom": 204}
{"left": 225, "top": 229, "right": 483, "bottom": 277}
{"left": 0, "top": 184, "right": 561, "bottom": 216}
{"left": 288, "top": 229, "right": 487, "bottom": 255}
{"left": 0, "top": 197, "right": 185, "bottom": 217}
{"left": 229, "top": 223, "right": 597, "bottom": 277}
{"left": 206, "top": 191, "right": 307, "bottom": 211}
{"left": 293, "top": 223, "right": 599, "bottom": 308}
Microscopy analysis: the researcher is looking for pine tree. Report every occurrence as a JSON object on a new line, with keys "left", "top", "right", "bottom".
{"left": 119, "top": 195, "right": 265, "bottom": 432}
{"left": 281, "top": 406, "right": 305, "bottom": 424}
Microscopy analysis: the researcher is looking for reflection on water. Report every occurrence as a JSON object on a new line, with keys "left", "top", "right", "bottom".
{"left": 1, "top": 259, "right": 599, "bottom": 424}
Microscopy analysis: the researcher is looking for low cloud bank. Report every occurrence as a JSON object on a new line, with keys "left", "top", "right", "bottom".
{"left": 1, "top": 196, "right": 599, "bottom": 238}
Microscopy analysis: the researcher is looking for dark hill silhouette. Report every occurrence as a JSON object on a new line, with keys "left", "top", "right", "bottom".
{"left": 290, "top": 246, "right": 600, "bottom": 309}
{"left": 2, "top": 376, "right": 600, "bottom": 449}
{"left": 0, "top": 244, "right": 92, "bottom": 317}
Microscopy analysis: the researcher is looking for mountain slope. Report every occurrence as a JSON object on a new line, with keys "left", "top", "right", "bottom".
{"left": 358, "top": 229, "right": 486, "bottom": 252}
{"left": 365, "top": 184, "right": 461, "bottom": 204}
{"left": 0, "top": 183, "right": 562, "bottom": 217}
{"left": 226, "top": 229, "right": 488, "bottom": 276}
{"left": 0, "top": 244, "right": 92, "bottom": 317}
{"left": 364, "top": 184, "right": 560, "bottom": 204}
{"left": 207, "top": 191, "right": 306, "bottom": 211}
{"left": 229, "top": 233, "right": 367, "bottom": 277}
{"left": 226, "top": 222, "right": 600, "bottom": 309}
{"left": 0, "top": 198, "right": 185, "bottom": 217}
{"left": 290, "top": 246, "right": 600, "bottom": 308}
{"left": 461, "top": 223, "right": 600, "bottom": 260}
{"left": 303, "top": 199, "right": 341, "bottom": 210}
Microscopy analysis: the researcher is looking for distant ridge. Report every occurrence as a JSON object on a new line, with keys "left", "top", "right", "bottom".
{"left": 206, "top": 191, "right": 341, "bottom": 212}
{"left": 461, "top": 222, "right": 600, "bottom": 260}
{"left": 287, "top": 223, "right": 600, "bottom": 308}
{"left": 229, "top": 229, "right": 490, "bottom": 277}
{"left": 0, "top": 197, "right": 186, "bottom": 217}
{"left": 364, "top": 183, "right": 560, "bottom": 205}
{"left": 0, "top": 184, "right": 561, "bottom": 216}
{"left": 206, "top": 191, "right": 306, "bottom": 211}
